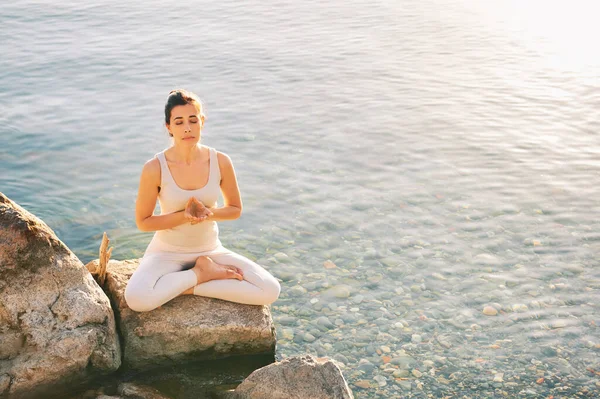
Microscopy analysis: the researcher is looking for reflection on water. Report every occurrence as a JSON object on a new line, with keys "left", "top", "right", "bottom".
{"left": 2, "top": 0, "right": 599, "bottom": 397}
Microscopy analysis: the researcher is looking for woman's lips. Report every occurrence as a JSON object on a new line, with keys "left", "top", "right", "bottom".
{"left": 183, "top": 136, "right": 195, "bottom": 140}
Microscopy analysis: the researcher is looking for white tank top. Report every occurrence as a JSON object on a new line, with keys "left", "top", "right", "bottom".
{"left": 152, "top": 146, "right": 223, "bottom": 251}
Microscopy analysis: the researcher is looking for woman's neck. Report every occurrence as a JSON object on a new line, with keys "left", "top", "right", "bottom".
{"left": 170, "top": 143, "right": 203, "bottom": 165}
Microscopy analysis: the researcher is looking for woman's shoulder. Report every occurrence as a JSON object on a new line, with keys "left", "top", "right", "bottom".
{"left": 140, "top": 155, "right": 161, "bottom": 181}
{"left": 213, "top": 148, "right": 233, "bottom": 168}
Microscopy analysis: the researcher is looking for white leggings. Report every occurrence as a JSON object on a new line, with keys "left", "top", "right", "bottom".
{"left": 124, "top": 241, "right": 281, "bottom": 312}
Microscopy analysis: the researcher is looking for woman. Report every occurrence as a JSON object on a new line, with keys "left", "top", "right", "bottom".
{"left": 124, "top": 89, "right": 281, "bottom": 312}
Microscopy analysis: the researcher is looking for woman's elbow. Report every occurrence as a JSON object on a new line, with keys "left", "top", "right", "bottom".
{"left": 234, "top": 207, "right": 242, "bottom": 220}
{"left": 136, "top": 218, "right": 151, "bottom": 232}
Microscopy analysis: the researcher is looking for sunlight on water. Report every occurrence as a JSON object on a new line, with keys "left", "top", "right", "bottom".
{"left": 1, "top": 0, "right": 599, "bottom": 398}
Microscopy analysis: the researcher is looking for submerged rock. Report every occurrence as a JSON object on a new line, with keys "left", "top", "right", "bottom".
{"left": 0, "top": 192, "right": 121, "bottom": 398}
{"left": 117, "top": 382, "right": 172, "bottom": 399}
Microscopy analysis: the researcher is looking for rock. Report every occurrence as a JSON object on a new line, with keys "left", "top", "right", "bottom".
{"left": 373, "top": 375, "right": 387, "bottom": 387}
{"left": 273, "top": 252, "right": 290, "bottom": 263}
{"left": 0, "top": 193, "right": 121, "bottom": 398}
{"left": 323, "top": 260, "right": 337, "bottom": 269}
{"left": 551, "top": 319, "right": 567, "bottom": 329}
{"left": 393, "top": 369, "right": 409, "bottom": 378}
{"left": 0, "top": 374, "right": 10, "bottom": 394}
{"left": 357, "top": 359, "right": 375, "bottom": 373}
{"left": 564, "top": 264, "right": 584, "bottom": 274}
{"left": 277, "top": 315, "right": 297, "bottom": 326}
{"left": 431, "top": 272, "right": 446, "bottom": 280}
{"left": 230, "top": 355, "right": 354, "bottom": 398}
{"left": 280, "top": 328, "right": 294, "bottom": 340}
{"left": 512, "top": 304, "right": 528, "bottom": 312}
{"left": 322, "top": 285, "right": 352, "bottom": 299}
{"left": 333, "top": 354, "right": 348, "bottom": 365}
{"left": 315, "top": 316, "right": 335, "bottom": 330}
{"left": 304, "top": 333, "right": 316, "bottom": 343}
{"left": 540, "top": 346, "right": 557, "bottom": 357}
{"left": 473, "top": 254, "right": 500, "bottom": 266}
{"left": 118, "top": 382, "right": 172, "bottom": 399}
{"left": 354, "top": 380, "right": 370, "bottom": 389}
{"left": 391, "top": 356, "right": 417, "bottom": 369}
{"left": 99, "top": 259, "right": 275, "bottom": 371}
{"left": 288, "top": 285, "right": 307, "bottom": 297}
{"left": 412, "top": 369, "right": 423, "bottom": 378}
{"left": 483, "top": 306, "right": 498, "bottom": 316}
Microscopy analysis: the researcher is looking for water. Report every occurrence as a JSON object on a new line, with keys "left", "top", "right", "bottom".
{"left": 2, "top": 0, "right": 600, "bottom": 397}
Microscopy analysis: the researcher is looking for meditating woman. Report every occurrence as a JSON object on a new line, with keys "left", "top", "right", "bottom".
{"left": 124, "top": 89, "right": 281, "bottom": 312}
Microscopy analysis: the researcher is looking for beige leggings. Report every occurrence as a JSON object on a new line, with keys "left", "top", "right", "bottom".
{"left": 124, "top": 243, "right": 281, "bottom": 312}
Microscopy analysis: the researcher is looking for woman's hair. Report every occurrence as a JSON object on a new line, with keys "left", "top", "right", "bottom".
{"left": 164, "top": 89, "right": 205, "bottom": 136}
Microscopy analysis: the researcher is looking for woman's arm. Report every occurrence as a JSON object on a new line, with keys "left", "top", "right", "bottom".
{"left": 205, "top": 152, "right": 242, "bottom": 222}
{"left": 135, "top": 158, "right": 187, "bottom": 231}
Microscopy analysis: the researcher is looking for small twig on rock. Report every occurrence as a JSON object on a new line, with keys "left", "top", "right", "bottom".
{"left": 98, "top": 232, "right": 113, "bottom": 286}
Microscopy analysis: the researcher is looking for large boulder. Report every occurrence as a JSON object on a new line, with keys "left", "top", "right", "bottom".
{"left": 92, "top": 259, "right": 276, "bottom": 371}
{"left": 229, "top": 355, "right": 354, "bottom": 399}
{"left": 0, "top": 193, "right": 121, "bottom": 398}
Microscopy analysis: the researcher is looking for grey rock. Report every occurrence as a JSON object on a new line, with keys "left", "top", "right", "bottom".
{"left": 304, "top": 333, "right": 316, "bottom": 343}
{"left": 278, "top": 316, "right": 297, "bottom": 326}
{"left": 333, "top": 354, "right": 348, "bottom": 365}
{"left": 0, "top": 193, "right": 121, "bottom": 398}
{"left": 118, "top": 382, "right": 172, "bottom": 398}
{"left": 315, "top": 316, "right": 335, "bottom": 330}
{"left": 101, "top": 259, "right": 275, "bottom": 371}
{"left": 288, "top": 285, "right": 308, "bottom": 297}
{"left": 231, "top": 355, "right": 354, "bottom": 399}
{"left": 321, "top": 285, "right": 352, "bottom": 299}
{"left": 391, "top": 356, "right": 417, "bottom": 369}
{"left": 541, "top": 346, "right": 557, "bottom": 357}
{"left": 357, "top": 360, "right": 375, "bottom": 373}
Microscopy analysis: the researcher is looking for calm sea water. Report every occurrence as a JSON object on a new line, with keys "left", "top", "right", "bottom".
{"left": 2, "top": 0, "right": 600, "bottom": 397}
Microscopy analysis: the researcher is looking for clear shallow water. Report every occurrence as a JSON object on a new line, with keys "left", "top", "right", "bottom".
{"left": 2, "top": 0, "right": 600, "bottom": 397}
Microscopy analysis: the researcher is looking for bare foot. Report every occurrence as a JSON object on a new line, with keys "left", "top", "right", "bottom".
{"left": 192, "top": 256, "right": 244, "bottom": 284}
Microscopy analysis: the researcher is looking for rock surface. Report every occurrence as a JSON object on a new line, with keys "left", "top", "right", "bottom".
{"left": 92, "top": 259, "right": 276, "bottom": 371}
{"left": 77, "top": 382, "right": 173, "bottom": 399}
{"left": 0, "top": 193, "right": 121, "bottom": 398}
{"left": 116, "top": 382, "right": 173, "bottom": 399}
{"left": 229, "top": 355, "right": 354, "bottom": 399}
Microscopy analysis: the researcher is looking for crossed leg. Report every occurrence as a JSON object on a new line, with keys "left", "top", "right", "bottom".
{"left": 191, "top": 251, "right": 281, "bottom": 305}
{"left": 124, "top": 249, "right": 280, "bottom": 312}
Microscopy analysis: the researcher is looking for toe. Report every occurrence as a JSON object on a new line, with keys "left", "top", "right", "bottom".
{"left": 227, "top": 267, "right": 243, "bottom": 281}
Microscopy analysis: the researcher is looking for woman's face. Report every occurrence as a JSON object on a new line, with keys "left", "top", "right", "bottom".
{"left": 167, "top": 103, "right": 204, "bottom": 145}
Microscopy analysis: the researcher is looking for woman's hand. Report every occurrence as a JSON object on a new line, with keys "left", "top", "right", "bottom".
{"left": 184, "top": 197, "right": 214, "bottom": 225}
